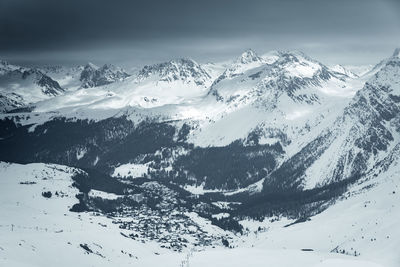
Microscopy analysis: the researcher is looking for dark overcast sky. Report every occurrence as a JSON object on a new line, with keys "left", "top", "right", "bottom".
{"left": 0, "top": 0, "right": 399, "bottom": 67}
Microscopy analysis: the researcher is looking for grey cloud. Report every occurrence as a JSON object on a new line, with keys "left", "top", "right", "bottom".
{"left": 0, "top": 0, "right": 399, "bottom": 66}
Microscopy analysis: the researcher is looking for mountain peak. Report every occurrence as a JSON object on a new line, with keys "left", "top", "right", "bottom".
{"left": 277, "top": 50, "right": 311, "bottom": 61}
{"left": 100, "top": 63, "right": 115, "bottom": 69}
{"left": 80, "top": 63, "right": 129, "bottom": 88}
{"left": 329, "top": 64, "right": 358, "bottom": 78}
{"left": 170, "top": 57, "right": 198, "bottom": 66}
{"left": 84, "top": 62, "right": 99, "bottom": 70}
{"left": 141, "top": 58, "right": 200, "bottom": 73}
{"left": 237, "top": 49, "right": 262, "bottom": 64}
{"left": 137, "top": 58, "right": 211, "bottom": 86}
{"left": 392, "top": 48, "right": 400, "bottom": 58}
{"left": 99, "top": 63, "right": 125, "bottom": 73}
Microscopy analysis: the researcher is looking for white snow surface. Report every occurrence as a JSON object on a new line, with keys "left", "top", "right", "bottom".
{"left": 0, "top": 162, "right": 183, "bottom": 267}
{"left": 1, "top": 160, "right": 398, "bottom": 266}
{"left": 112, "top": 162, "right": 150, "bottom": 178}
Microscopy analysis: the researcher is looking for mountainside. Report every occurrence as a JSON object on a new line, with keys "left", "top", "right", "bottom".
{"left": 260, "top": 50, "right": 400, "bottom": 192}
{"left": 137, "top": 58, "right": 212, "bottom": 87}
{"left": 40, "top": 65, "right": 84, "bottom": 90}
{"left": 330, "top": 64, "right": 359, "bottom": 78}
{"left": 0, "top": 60, "right": 64, "bottom": 112}
{"left": 218, "top": 49, "right": 267, "bottom": 79}
{"left": 33, "top": 58, "right": 214, "bottom": 111}
{"left": 80, "top": 63, "right": 130, "bottom": 88}
{"left": 364, "top": 48, "right": 400, "bottom": 77}
{"left": 41, "top": 62, "right": 130, "bottom": 90}
{"left": 188, "top": 50, "right": 363, "bottom": 153}
{"left": 2, "top": 161, "right": 394, "bottom": 267}
{"left": 0, "top": 49, "right": 399, "bottom": 267}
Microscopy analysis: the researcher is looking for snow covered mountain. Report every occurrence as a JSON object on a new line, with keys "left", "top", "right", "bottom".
{"left": 330, "top": 64, "right": 359, "bottom": 78}
{"left": 40, "top": 65, "right": 84, "bottom": 90}
{"left": 0, "top": 60, "right": 64, "bottom": 112}
{"left": 189, "top": 50, "right": 362, "bottom": 152}
{"left": 260, "top": 49, "right": 400, "bottom": 193}
{"left": 0, "top": 48, "right": 399, "bottom": 267}
{"left": 218, "top": 49, "right": 266, "bottom": 79}
{"left": 41, "top": 62, "right": 130, "bottom": 90}
{"left": 80, "top": 63, "right": 130, "bottom": 88}
{"left": 33, "top": 58, "right": 214, "bottom": 111}
{"left": 364, "top": 48, "right": 400, "bottom": 77}
{"left": 137, "top": 58, "right": 212, "bottom": 87}
{"left": 210, "top": 50, "right": 350, "bottom": 104}
{"left": 0, "top": 61, "right": 130, "bottom": 112}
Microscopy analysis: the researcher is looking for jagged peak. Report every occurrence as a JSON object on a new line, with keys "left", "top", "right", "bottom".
{"left": 392, "top": 48, "right": 400, "bottom": 58}
{"left": 329, "top": 64, "right": 358, "bottom": 78}
{"left": 139, "top": 57, "right": 208, "bottom": 76}
{"left": 136, "top": 57, "right": 211, "bottom": 86}
{"left": 367, "top": 48, "right": 400, "bottom": 76}
{"left": 271, "top": 50, "right": 331, "bottom": 77}
{"left": 83, "top": 62, "right": 99, "bottom": 70}
{"left": 236, "top": 49, "right": 262, "bottom": 64}
{"left": 98, "top": 63, "right": 127, "bottom": 74}
{"left": 79, "top": 62, "right": 129, "bottom": 88}
{"left": 100, "top": 63, "right": 116, "bottom": 69}
{"left": 140, "top": 58, "right": 201, "bottom": 72}
{"left": 170, "top": 57, "right": 199, "bottom": 65}
{"left": 275, "top": 50, "right": 315, "bottom": 62}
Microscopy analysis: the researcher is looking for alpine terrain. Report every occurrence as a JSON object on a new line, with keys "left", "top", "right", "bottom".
{"left": 0, "top": 48, "right": 399, "bottom": 267}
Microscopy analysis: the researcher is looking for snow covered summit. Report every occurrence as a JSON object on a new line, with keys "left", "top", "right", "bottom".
{"left": 80, "top": 63, "right": 130, "bottom": 88}
{"left": 136, "top": 58, "right": 212, "bottom": 87}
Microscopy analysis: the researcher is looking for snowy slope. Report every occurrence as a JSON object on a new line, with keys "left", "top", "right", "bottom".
{"left": 189, "top": 50, "right": 364, "bottom": 154}
{"left": 0, "top": 161, "right": 394, "bottom": 267}
{"left": 344, "top": 65, "right": 373, "bottom": 77}
{"left": 287, "top": 49, "right": 400, "bottom": 189}
{"left": 240, "top": 148, "right": 400, "bottom": 267}
{"left": 0, "top": 162, "right": 201, "bottom": 267}
{"left": 186, "top": 248, "right": 383, "bottom": 267}
{"left": 330, "top": 64, "right": 359, "bottom": 78}
{"left": 363, "top": 48, "right": 400, "bottom": 78}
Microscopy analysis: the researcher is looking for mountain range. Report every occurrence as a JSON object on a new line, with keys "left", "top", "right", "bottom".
{"left": 0, "top": 48, "right": 399, "bottom": 267}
